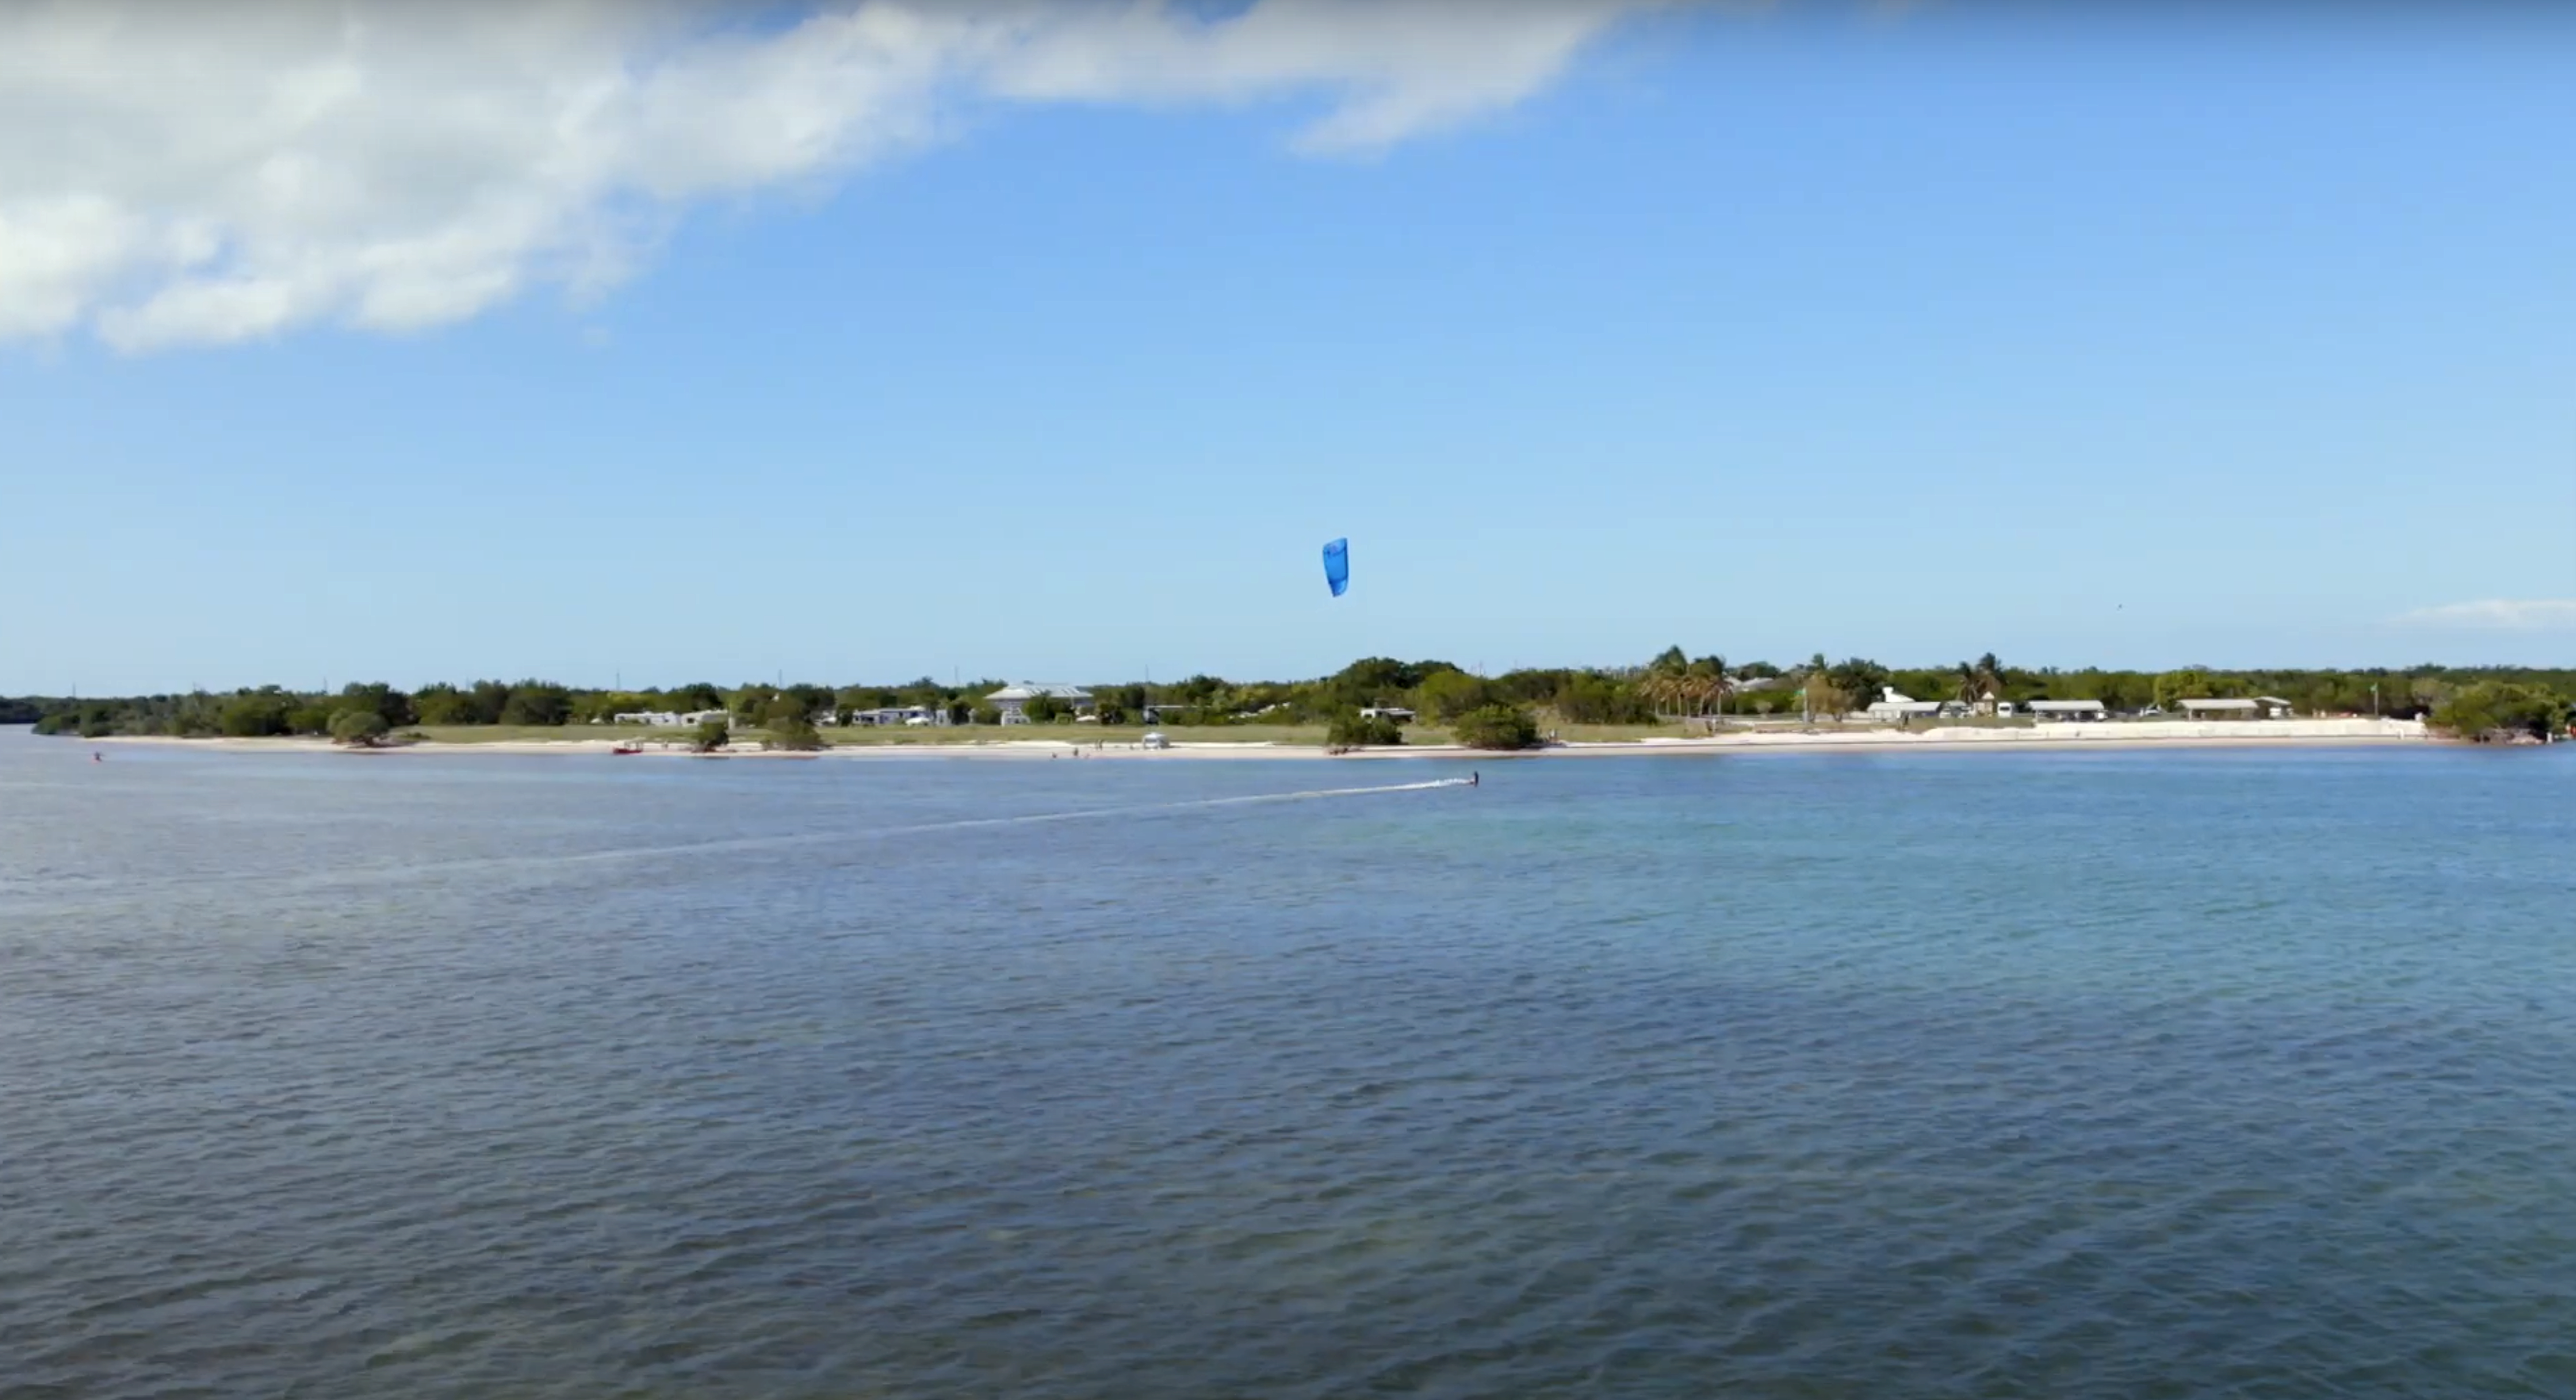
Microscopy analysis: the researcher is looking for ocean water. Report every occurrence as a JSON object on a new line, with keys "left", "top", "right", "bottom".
{"left": 4, "top": 729, "right": 2574, "bottom": 1399}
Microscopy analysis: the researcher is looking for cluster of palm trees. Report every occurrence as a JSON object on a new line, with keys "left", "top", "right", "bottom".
{"left": 1954, "top": 653, "right": 2006, "bottom": 712}
{"left": 1633, "top": 647, "right": 2010, "bottom": 724}
{"left": 1637, "top": 646, "right": 1735, "bottom": 718}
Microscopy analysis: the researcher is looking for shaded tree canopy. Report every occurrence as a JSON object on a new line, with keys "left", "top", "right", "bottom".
{"left": 14, "top": 659, "right": 2570, "bottom": 743}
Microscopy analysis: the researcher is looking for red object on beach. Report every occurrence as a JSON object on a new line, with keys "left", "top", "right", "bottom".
{"left": 611, "top": 743, "right": 643, "bottom": 756}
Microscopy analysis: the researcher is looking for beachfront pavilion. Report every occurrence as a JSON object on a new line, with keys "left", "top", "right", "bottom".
{"left": 2026, "top": 699, "right": 2108, "bottom": 722}
{"left": 2179, "top": 697, "right": 2294, "bottom": 720}
{"left": 987, "top": 683, "right": 1096, "bottom": 724}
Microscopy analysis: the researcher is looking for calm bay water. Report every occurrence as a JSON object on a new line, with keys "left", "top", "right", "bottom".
{"left": 4, "top": 729, "right": 2575, "bottom": 1398}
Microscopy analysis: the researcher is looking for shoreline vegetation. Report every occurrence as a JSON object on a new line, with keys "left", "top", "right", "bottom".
{"left": 13, "top": 651, "right": 2571, "bottom": 754}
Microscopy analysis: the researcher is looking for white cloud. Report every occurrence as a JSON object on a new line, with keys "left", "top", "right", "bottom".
{"left": 0, "top": 1, "right": 1664, "bottom": 350}
{"left": 2392, "top": 599, "right": 2576, "bottom": 630}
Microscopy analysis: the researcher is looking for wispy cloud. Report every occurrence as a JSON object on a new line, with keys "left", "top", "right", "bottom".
{"left": 2391, "top": 599, "right": 2576, "bottom": 630}
{"left": 0, "top": 1, "right": 1669, "bottom": 351}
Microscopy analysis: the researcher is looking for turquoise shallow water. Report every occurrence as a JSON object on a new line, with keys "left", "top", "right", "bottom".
{"left": 4, "top": 730, "right": 2574, "bottom": 1398}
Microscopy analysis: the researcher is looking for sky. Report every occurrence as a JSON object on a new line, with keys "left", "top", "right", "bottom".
{"left": 2, "top": 1, "right": 2571, "bottom": 695}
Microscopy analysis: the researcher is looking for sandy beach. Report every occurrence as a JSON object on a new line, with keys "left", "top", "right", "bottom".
{"left": 90, "top": 717, "right": 2435, "bottom": 760}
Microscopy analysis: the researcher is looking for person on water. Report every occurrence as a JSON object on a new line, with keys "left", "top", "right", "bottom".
{"left": 1470, "top": 770, "right": 1479, "bottom": 786}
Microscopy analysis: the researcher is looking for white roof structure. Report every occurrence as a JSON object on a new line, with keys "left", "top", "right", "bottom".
{"left": 1865, "top": 685, "right": 1941, "bottom": 720}
{"left": 986, "top": 683, "right": 1094, "bottom": 702}
{"left": 2026, "top": 699, "right": 2106, "bottom": 713}
{"left": 2180, "top": 697, "right": 2259, "bottom": 712}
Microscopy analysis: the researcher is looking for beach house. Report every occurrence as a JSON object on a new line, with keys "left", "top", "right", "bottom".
{"left": 2026, "top": 699, "right": 2108, "bottom": 722}
{"left": 612, "top": 709, "right": 733, "bottom": 727}
{"left": 986, "top": 683, "right": 1094, "bottom": 724}
{"left": 849, "top": 705, "right": 945, "bottom": 727}
{"left": 2181, "top": 697, "right": 2295, "bottom": 720}
{"left": 1863, "top": 687, "right": 1942, "bottom": 722}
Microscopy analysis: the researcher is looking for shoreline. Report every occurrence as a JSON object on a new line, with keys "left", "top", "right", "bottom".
{"left": 82, "top": 717, "right": 2439, "bottom": 760}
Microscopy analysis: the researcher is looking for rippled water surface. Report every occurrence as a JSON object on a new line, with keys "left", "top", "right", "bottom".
{"left": 6, "top": 730, "right": 2575, "bottom": 1398}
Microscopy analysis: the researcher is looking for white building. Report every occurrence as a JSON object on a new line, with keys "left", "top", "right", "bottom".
{"left": 849, "top": 705, "right": 944, "bottom": 727}
{"left": 1863, "top": 687, "right": 1942, "bottom": 722}
{"left": 986, "top": 683, "right": 1094, "bottom": 724}
{"left": 611, "top": 709, "right": 735, "bottom": 727}
{"left": 1360, "top": 706, "right": 1416, "bottom": 723}
{"left": 2180, "top": 697, "right": 2293, "bottom": 720}
{"left": 2027, "top": 699, "right": 2108, "bottom": 722}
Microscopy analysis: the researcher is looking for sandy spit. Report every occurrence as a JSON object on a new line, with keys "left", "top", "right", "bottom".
{"left": 88, "top": 718, "right": 2436, "bottom": 761}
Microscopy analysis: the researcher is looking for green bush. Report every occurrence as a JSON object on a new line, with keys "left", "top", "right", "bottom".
{"left": 767, "top": 712, "right": 826, "bottom": 752}
{"left": 78, "top": 716, "right": 115, "bottom": 739}
{"left": 690, "top": 718, "right": 730, "bottom": 753}
{"left": 970, "top": 704, "right": 1002, "bottom": 726}
{"left": 1416, "top": 669, "right": 1498, "bottom": 722}
{"left": 220, "top": 695, "right": 293, "bottom": 737}
{"left": 329, "top": 709, "right": 390, "bottom": 746}
{"left": 1021, "top": 694, "right": 1065, "bottom": 723}
{"left": 1453, "top": 704, "right": 1540, "bottom": 750}
{"left": 1326, "top": 710, "right": 1404, "bottom": 747}
{"left": 2432, "top": 683, "right": 2569, "bottom": 742}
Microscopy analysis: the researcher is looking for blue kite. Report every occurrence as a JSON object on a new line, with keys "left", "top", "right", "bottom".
{"left": 1321, "top": 538, "right": 1349, "bottom": 597}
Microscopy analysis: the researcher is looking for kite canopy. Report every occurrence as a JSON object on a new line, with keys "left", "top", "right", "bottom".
{"left": 1322, "top": 538, "right": 1349, "bottom": 597}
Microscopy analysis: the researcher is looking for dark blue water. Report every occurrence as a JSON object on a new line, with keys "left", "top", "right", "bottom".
{"left": 5, "top": 730, "right": 2575, "bottom": 1398}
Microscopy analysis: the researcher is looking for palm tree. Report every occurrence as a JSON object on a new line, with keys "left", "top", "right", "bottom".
{"left": 1685, "top": 656, "right": 1732, "bottom": 721}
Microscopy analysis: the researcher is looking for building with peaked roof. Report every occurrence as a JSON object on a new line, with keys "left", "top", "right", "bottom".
{"left": 986, "top": 683, "right": 1094, "bottom": 724}
{"left": 1863, "top": 687, "right": 1942, "bottom": 722}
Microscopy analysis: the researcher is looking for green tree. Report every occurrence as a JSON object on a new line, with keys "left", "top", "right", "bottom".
{"left": 1828, "top": 656, "right": 1890, "bottom": 709}
{"left": 220, "top": 693, "right": 293, "bottom": 737}
{"left": 412, "top": 684, "right": 477, "bottom": 725}
{"left": 2431, "top": 683, "right": 2568, "bottom": 742}
{"left": 669, "top": 683, "right": 725, "bottom": 712}
{"left": 766, "top": 709, "right": 826, "bottom": 752}
{"left": 970, "top": 704, "right": 1002, "bottom": 726}
{"left": 1800, "top": 656, "right": 1851, "bottom": 721}
{"left": 1453, "top": 704, "right": 1541, "bottom": 750}
{"left": 1326, "top": 710, "right": 1404, "bottom": 747}
{"left": 338, "top": 682, "right": 416, "bottom": 728}
{"left": 690, "top": 717, "right": 730, "bottom": 753}
{"left": 1022, "top": 693, "right": 1066, "bottom": 723}
{"left": 1552, "top": 672, "right": 1651, "bottom": 724}
{"left": 1416, "top": 668, "right": 1498, "bottom": 722}
{"left": 329, "top": 709, "right": 390, "bottom": 747}
{"left": 498, "top": 683, "right": 572, "bottom": 727}
{"left": 2153, "top": 669, "right": 2229, "bottom": 710}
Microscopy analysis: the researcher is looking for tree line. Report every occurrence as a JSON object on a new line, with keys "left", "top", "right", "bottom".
{"left": 12, "top": 654, "right": 2572, "bottom": 745}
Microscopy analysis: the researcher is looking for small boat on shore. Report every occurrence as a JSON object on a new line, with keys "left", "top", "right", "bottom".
{"left": 611, "top": 741, "right": 644, "bottom": 755}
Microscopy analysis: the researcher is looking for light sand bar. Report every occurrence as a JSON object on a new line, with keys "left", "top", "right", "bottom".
{"left": 94, "top": 717, "right": 2432, "bottom": 760}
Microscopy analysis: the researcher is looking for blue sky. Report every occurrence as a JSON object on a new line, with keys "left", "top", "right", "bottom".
{"left": 3, "top": 2, "right": 2569, "bottom": 694}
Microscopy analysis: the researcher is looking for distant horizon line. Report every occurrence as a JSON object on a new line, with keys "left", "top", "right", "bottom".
{"left": 11, "top": 656, "right": 2573, "bottom": 702}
